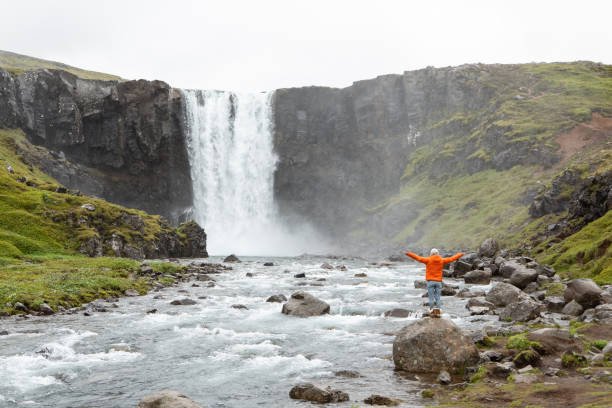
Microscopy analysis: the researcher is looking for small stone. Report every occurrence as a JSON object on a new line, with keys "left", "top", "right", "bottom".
{"left": 518, "top": 365, "right": 534, "bottom": 374}
{"left": 81, "top": 203, "right": 96, "bottom": 211}
{"left": 263, "top": 262, "right": 274, "bottom": 266}
{"left": 146, "top": 309, "right": 157, "bottom": 314}
{"left": 39, "top": 303, "right": 54, "bottom": 315}
{"left": 124, "top": 289, "right": 139, "bottom": 297}
{"left": 294, "top": 272, "right": 306, "bottom": 278}
{"left": 266, "top": 294, "right": 287, "bottom": 303}
{"left": 0, "top": 330, "right": 9, "bottom": 335}
{"left": 513, "top": 373, "right": 538, "bottom": 384}
{"left": 231, "top": 304, "right": 248, "bottom": 310}
{"left": 562, "top": 300, "right": 584, "bottom": 316}
{"left": 6, "top": 165, "right": 14, "bottom": 174}
{"left": 14, "top": 302, "right": 28, "bottom": 312}
{"left": 336, "top": 265, "right": 348, "bottom": 271}
{"left": 320, "top": 263, "right": 334, "bottom": 270}
{"left": 246, "top": 272, "right": 254, "bottom": 277}
{"left": 354, "top": 273, "right": 368, "bottom": 278}
{"left": 437, "top": 370, "right": 451, "bottom": 385}
{"left": 334, "top": 370, "right": 362, "bottom": 378}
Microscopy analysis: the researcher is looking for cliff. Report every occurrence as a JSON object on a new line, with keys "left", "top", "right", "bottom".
{"left": 0, "top": 66, "right": 192, "bottom": 222}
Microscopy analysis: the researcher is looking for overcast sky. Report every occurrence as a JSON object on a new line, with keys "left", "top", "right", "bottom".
{"left": 1, "top": 0, "right": 611, "bottom": 92}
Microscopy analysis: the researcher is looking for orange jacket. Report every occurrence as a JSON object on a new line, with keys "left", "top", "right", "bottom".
{"left": 406, "top": 252, "right": 464, "bottom": 282}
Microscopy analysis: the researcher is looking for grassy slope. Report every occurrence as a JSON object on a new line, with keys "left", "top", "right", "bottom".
{"left": 0, "top": 128, "right": 183, "bottom": 314}
{"left": 0, "top": 50, "right": 121, "bottom": 81}
{"left": 361, "top": 62, "right": 612, "bottom": 283}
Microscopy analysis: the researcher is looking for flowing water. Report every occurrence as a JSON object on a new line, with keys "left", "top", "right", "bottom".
{"left": 0, "top": 257, "right": 498, "bottom": 408}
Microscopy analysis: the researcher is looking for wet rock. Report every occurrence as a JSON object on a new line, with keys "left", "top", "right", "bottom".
{"left": 469, "top": 306, "right": 491, "bottom": 315}
{"left": 464, "top": 269, "right": 492, "bottom": 285}
{"left": 466, "top": 298, "right": 494, "bottom": 311}
{"left": 562, "top": 300, "right": 584, "bottom": 316}
{"left": 509, "top": 268, "right": 539, "bottom": 289}
{"left": 527, "top": 328, "right": 581, "bottom": 354}
{"left": 263, "top": 262, "right": 274, "bottom": 266}
{"left": 437, "top": 370, "right": 451, "bottom": 385}
{"left": 124, "top": 289, "right": 139, "bottom": 297}
{"left": 334, "top": 370, "right": 362, "bottom": 378}
{"left": 231, "top": 304, "right": 248, "bottom": 310}
{"left": 478, "top": 238, "right": 499, "bottom": 258}
{"left": 364, "top": 394, "right": 401, "bottom": 406}
{"left": 0, "top": 330, "right": 8, "bottom": 335}
{"left": 294, "top": 272, "right": 306, "bottom": 278}
{"left": 266, "top": 294, "right": 287, "bottom": 303}
{"left": 384, "top": 308, "right": 413, "bottom": 318}
{"left": 498, "top": 299, "right": 543, "bottom": 322}
{"left": 441, "top": 285, "right": 458, "bottom": 296}
{"left": 14, "top": 302, "right": 28, "bottom": 312}
{"left": 544, "top": 296, "right": 566, "bottom": 313}
{"left": 490, "top": 362, "right": 515, "bottom": 378}
{"left": 282, "top": 291, "right": 330, "bottom": 317}
{"left": 38, "top": 303, "right": 54, "bottom": 315}
{"left": 354, "top": 273, "right": 368, "bottom": 278}
{"left": 146, "top": 309, "right": 157, "bottom": 314}
{"left": 245, "top": 272, "right": 254, "bottom": 277}
{"left": 393, "top": 318, "right": 479, "bottom": 373}
{"left": 336, "top": 265, "right": 348, "bottom": 271}
{"left": 320, "top": 263, "right": 334, "bottom": 270}
{"left": 482, "top": 350, "right": 504, "bottom": 362}
{"left": 289, "top": 383, "right": 349, "bottom": 403}
{"left": 81, "top": 203, "right": 96, "bottom": 211}
{"left": 137, "top": 390, "right": 202, "bottom": 408}
{"left": 170, "top": 298, "right": 197, "bottom": 306}
{"left": 452, "top": 260, "right": 472, "bottom": 277}
{"left": 223, "top": 254, "right": 240, "bottom": 263}
{"left": 486, "top": 282, "right": 528, "bottom": 307}
{"left": 564, "top": 278, "right": 603, "bottom": 309}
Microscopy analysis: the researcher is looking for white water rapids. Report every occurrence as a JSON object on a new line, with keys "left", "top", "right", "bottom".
{"left": 0, "top": 257, "right": 500, "bottom": 407}
{"left": 182, "top": 90, "right": 323, "bottom": 256}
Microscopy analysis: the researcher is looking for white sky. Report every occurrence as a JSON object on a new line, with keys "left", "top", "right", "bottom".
{"left": 1, "top": 0, "right": 611, "bottom": 92}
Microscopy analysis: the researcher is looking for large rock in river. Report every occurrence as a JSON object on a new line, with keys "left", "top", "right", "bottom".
{"left": 137, "top": 390, "right": 202, "bottom": 408}
{"left": 486, "top": 282, "right": 528, "bottom": 307}
{"left": 282, "top": 291, "right": 330, "bottom": 317}
{"left": 392, "top": 318, "right": 479, "bottom": 373}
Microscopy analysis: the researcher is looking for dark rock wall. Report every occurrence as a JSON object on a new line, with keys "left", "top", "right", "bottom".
{"left": 272, "top": 66, "right": 499, "bottom": 238}
{"left": 0, "top": 68, "right": 192, "bottom": 223}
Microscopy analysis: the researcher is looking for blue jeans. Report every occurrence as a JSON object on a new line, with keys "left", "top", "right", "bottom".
{"left": 427, "top": 281, "right": 442, "bottom": 309}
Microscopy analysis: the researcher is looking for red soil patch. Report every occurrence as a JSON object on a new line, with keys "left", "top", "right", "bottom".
{"left": 555, "top": 113, "right": 612, "bottom": 165}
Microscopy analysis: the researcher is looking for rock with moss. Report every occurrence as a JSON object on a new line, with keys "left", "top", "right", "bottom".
{"left": 289, "top": 383, "right": 349, "bottom": 403}
{"left": 527, "top": 328, "right": 581, "bottom": 355}
{"left": 393, "top": 318, "right": 479, "bottom": 374}
{"left": 364, "top": 394, "right": 401, "bottom": 406}
{"left": 561, "top": 351, "right": 588, "bottom": 368}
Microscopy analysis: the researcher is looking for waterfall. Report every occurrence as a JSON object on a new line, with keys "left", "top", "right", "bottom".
{"left": 182, "top": 89, "right": 321, "bottom": 256}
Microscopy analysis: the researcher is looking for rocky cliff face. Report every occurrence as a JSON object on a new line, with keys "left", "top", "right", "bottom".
{"left": 0, "top": 68, "right": 192, "bottom": 222}
{"left": 273, "top": 66, "right": 518, "bottom": 238}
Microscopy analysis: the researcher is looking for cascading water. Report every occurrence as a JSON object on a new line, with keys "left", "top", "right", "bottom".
{"left": 182, "top": 90, "right": 319, "bottom": 256}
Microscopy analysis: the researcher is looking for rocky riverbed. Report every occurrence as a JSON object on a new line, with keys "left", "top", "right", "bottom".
{"left": 1, "top": 248, "right": 610, "bottom": 408}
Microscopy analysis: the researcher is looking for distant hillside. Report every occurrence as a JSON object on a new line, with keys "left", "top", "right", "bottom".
{"left": 0, "top": 50, "right": 121, "bottom": 81}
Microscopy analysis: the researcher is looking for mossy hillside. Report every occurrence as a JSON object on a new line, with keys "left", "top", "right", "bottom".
{"left": 0, "top": 128, "right": 177, "bottom": 259}
{"left": 537, "top": 211, "right": 612, "bottom": 285}
{"left": 0, "top": 49, "right": 121, "bottom": 81}
{"left": 402, "top": 62, "right": 612, "bottom": 181}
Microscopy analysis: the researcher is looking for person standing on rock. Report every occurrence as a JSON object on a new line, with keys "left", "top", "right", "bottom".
{"left": 405, "top": 248, "right": 463, "bottom": 316}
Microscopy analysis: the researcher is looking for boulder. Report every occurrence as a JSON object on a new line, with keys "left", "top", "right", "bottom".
{"left": 498, "top": 299, "right": 543, "bottom": 322}
{"left": 499, "top": 260, "right": 522, "bottom": 278}
{"left": 466, "top": 298, "right": 495, "bottom": 311}
{"left": 437, "top": 370, "right": 451, "bottom": 385}
{"left": 266, "top": 294, "right": 287, "bottom": 303}
{"left": 527, "top": 328, "right": 581, "bottom": 354}
{"left": 289, "top": 383, "right": 349, "bottom": 403}
{"left": 564, "top": 279, "right": 603, "bottom": 309}
{"left": 509, "top": 268, "right": 539, "bottom": 289}
{"left": 464, "top": 269, "right": 492, "bottom": 285}
{"left": 392, "top": 318, "right": 479, "bottom": 373}
{"left": 320, "top": 263, "right": 334, "bottom": 270}
{"left": 513, "top": 350, "right": 541, "bottom": 368}
{"left": 263, "top": 262, "right": 274, "bottom": 266}
{"left": 456, "top": 288, "right": 485, "bottom": 298}
{"left": 478, "top": 238, "right": 499, "bottom": 258}
{"left": 490, "top": 362, "right": 515, "bottom": 379}
{"left": 137, "top": 390, "right": 202, "bottom": 408}
{"left": 562, "top": 300, "right": 584, "bottom": 316}
{"left": 364, "top": 394, "right": 401, "bottom": 406}
{"left": 579, "top": 303, "right": 612, "bottom": 324}
{"left": 294, "top": 273, "right": 306, "bottom": 278}
{"left": 223, "top": 254, "right": 240, "bottom": 263}
{"left": 486, "top": 282, "right": 527, "bottom": 307}
{"left": 282, "top": 291, "right": 330, "bottom": 317}
{"left": 453, "top": 260, "right": 472, "bottom": 277}
{"left": 38, "top": 303, "right": 54, "bottom": 315}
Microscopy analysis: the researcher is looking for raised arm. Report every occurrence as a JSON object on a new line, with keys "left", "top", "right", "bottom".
{"left": 442, "top": 252, "right": 464, "bottom": 264}
{"left": 406, "top": 251, "right": 428, "bottom": 264}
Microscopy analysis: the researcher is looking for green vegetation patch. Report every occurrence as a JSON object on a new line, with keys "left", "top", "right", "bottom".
{"left": 506, "top": 334, "right": 542, "bottom": 351}
{"left": 0, "top": 50, "right": 121, "bottom": 81}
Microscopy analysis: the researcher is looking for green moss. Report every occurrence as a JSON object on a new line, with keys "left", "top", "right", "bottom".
{"left": 506, "top": 334, "right": 542, "bottom": 351}
{"left": 544, "top": 282, "right": 566, "bottom": 297}
{"left": 476, "top": 336, "right": 497, "bottom": 348}
{"left": 569, "top": 321, "right": 592, "bottom": 336}
{"left": 469, "top": 365, "right": 487, "bottom": 383}
{"left": 561, "top": 351, "right": 588, "bottom": 368}
{"left": 590, "top": 340, "right": 608, "bottom": 351}
{"left": 421, "top": 389, "right": 435, "bottom": 398}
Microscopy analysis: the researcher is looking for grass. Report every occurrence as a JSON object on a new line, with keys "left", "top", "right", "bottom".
{"left": 0, "top": 50, "right": 121, "bottom": 81}
{"left": 506, "top": 334, "right": 542, "bottom": 351}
